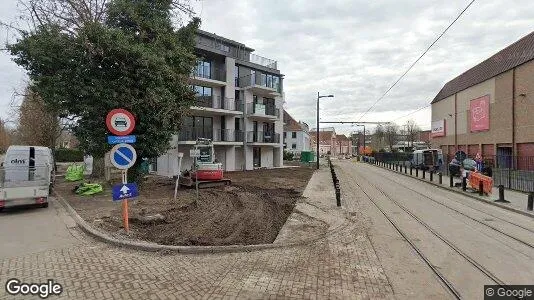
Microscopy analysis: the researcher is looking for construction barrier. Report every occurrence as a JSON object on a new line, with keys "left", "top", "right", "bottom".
{"left": 468, "top": 172, "right": 493, "bottom": 195}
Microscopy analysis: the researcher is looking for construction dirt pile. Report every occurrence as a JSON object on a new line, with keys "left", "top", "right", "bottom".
{"left": 57, "top": 166, "right": 315, "bottom": 246}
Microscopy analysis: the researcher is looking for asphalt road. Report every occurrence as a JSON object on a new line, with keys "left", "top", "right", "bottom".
{"left": 0, "top": 198, "right": 81, "bottom": 258}
{"left": 336, "top": 160, "right": 534, "bottom": 300}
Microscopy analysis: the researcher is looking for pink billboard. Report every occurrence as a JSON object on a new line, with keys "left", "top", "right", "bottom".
{"left": 470, "top": 95, "right": 490, "bottom": 132}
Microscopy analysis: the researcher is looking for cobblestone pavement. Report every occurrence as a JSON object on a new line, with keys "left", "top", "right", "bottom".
{"left": 0, "top": 168, "right": 394, "bottom": 300}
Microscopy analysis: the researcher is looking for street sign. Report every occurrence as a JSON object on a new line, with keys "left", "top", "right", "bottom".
{"left": 110, "top": 143, "right": 137, "bottom": 169}
{"left": 107, "top": 135, "right": 136, "bottom": 145}
{"left": 190, "top": 149, "right": 200, "bottom": 157}
{"left": 112, "top": 183, "right": 139, "bottom": 201}
{"left": 106, "top": 109, "right": 136, "bottom": 136}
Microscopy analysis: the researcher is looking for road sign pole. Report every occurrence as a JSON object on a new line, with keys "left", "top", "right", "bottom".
{"left": 122, "top": 170, "right": 129, "bottom": 233}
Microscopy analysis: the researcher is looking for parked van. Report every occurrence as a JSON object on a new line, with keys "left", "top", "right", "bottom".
{"left": 410, "top": 149, "right": 443, "bottom": 171}
{"left": 0, "top": 146, "right": 54, "bottom": 210}
{"left": 2, "top": 146, "right": 55, "bottom": 188}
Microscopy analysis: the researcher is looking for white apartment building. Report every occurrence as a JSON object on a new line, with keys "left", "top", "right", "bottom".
{"left": 157, "top": 30, "right": 284, "bottom": 174}
{"left": 283, "top": 110, "right": 311, "bottom": 154}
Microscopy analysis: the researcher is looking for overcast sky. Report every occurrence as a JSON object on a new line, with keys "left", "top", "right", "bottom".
{"left": 1, "top": 0, "right": 533, "bottom": 135}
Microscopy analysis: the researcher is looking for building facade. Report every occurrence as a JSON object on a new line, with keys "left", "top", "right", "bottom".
{"left": 310, "top": 128, "right": 337, "bottom": 156}
{"left": 335, "top": 134, "right": 353, "bottom": 156}
{"left": 283, "top": 110, "right": 311, "bottom": 154}
{"left": 158, "top": 30, "right": 284, "bottom": 173}
{"left": 431, "top": 31, "right": 534, "bottom": 165}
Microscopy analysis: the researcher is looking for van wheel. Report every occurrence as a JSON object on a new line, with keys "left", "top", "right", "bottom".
{"left": 41, "top": 203, "right": 49, "bottom": 208}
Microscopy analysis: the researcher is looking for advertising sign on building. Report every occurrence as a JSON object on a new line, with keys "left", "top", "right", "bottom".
{"left": 431, "top": 119, "right": 446, "bottom": 137}
{"left": 470, "top": 95, "right": 490, "bottom": 132}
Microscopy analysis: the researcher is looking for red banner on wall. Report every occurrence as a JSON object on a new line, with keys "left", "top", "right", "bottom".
{"left": 470, "top": 95, "right": 490, "bottom": 132}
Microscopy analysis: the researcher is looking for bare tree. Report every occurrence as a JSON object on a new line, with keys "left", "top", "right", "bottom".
{"left": 371, "top": 125, "right": 385, "bottom": 151}
{"left": 13, "top": 0, "right": 196, "bottom": 35}
{"left": 0, "top": 119, "right": 13, "bottom": 153}
{"left": 404, "top": 119, "right": 421, "bottom": 150}
{"left": 17, "top": 87, "right": 62, "bottom": 148}
{"left": 384, "top": 123, "right": 399, "bottom": 152}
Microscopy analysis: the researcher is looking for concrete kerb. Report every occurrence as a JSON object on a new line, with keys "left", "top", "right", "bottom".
{"left": 362, "top": 161, "right": 534, "bottom": 219}
{"left": 53, "top": 180, "right": 352, "bottom": 254}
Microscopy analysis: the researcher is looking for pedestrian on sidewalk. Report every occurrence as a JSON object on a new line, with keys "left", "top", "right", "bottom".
{"left": 475, "top": 152, "right": 483, "bottom": 172}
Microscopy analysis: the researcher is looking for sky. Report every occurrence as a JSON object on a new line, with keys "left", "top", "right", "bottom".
{"left": 1, "top": 0, "right": 533, "bottom": 135}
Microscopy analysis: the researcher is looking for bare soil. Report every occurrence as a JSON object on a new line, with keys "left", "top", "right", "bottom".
{"left": 56, "top": 167, "right": 314, "bottom": 246}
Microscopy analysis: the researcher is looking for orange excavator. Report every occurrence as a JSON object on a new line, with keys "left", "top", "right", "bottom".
{"left": 179, "top": 138, "right": 231, "bottom": 188}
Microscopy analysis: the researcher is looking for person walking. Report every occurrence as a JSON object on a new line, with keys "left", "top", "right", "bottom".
{"left": 475, "top": 152, "right": 483, "bottom": 172}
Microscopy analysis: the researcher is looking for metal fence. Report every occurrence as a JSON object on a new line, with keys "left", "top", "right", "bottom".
{"left": 372, "top": 152, "right": 534, "bottom": 193}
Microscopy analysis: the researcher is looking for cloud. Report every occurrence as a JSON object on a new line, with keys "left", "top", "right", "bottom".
{"left": 1, "top": 0, "right": 534, "bottom": 135}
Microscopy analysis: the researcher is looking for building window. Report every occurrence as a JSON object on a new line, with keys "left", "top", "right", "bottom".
{"left": 283, "top": 132, "right": 287, "bottom": 138}
{"left": 292, "top": 144, "right": 297, "bottom": 149}
{"left": 292, "top": 132, "right": 297, "bottom": 138}
{"left": 234, "top": 65, "right": 239, "bottom": 86}
{"left": 195, "top": 60, "right": 211, "bottom": 79}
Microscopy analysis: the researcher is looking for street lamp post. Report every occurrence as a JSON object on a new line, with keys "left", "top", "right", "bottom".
{"left": 316, "top": 92, "right": 334, "bottom": 169}
{"left": 355, "top": 125, "right": 365, "bottom": 155}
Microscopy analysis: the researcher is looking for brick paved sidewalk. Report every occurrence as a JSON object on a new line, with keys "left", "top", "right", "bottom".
{"left": 0, "top": 168, "right": 394, "bottom": 300}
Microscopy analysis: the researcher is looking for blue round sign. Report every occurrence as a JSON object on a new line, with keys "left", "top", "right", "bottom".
{"left": 110, "top": 143, "right": 137, "bottom": 169}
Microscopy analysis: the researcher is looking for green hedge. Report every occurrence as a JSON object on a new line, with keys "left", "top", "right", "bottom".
{"left": 55, "top": 148, "right": 84, "bottom": 162}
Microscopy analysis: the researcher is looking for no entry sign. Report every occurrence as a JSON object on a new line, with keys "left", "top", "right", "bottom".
{"left": 106, "top": 109, "right": 135, "bottom": 136}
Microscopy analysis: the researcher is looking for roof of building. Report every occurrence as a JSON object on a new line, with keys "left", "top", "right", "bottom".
{"left": 197, "top": 29, "right": 255, "bottom": 52}
{"left": 310, "top": 130, "right": 336, "bottom": 144}
{"left": 283, "top": 110, "right": 305, "bottom": 132}
{"left": 432, "top": 31, "right": 534, "bottom": 104}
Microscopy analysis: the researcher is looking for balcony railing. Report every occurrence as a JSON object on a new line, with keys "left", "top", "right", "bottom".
{"left": 213, "top": 129, "right": 244, "bottom": 142}
{"left": 177, "top": 127, "right": 213, "bottom": 141}
{"left": 247, "top": 131, "right": 280, "bottom": 144}
{"left": 193, "top": 96, "right": 244, "bottom": 111}
{"left": 192, "top": 66, "right": 226, "bottom": 81}
{"left": 246, "top": 103, "right": 279, "bottom": 117}
{"left": 195, "top": 38, "right": 277, "bottom": 69}
{"left": 178, "top": 128, "right": 244, "bottom": 142}
{"left": 235, "top": 73, "right": 281, "bottom": 92}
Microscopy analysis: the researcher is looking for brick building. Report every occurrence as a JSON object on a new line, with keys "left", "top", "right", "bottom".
{"left": 310, "top": 128, "right": 337, "bottom": 156}
{"left": 431, "top": 31, "right": 534, "bottom": 165}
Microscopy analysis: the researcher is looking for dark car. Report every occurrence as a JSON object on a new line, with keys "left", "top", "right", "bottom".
{"left": 114, "top": 117, "right": 128, "bottom": 127}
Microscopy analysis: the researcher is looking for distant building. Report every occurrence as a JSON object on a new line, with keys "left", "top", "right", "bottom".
{"left": 335, "top": 134, "right": 353, "bottom": 156}
{"left": 310, "top": 128, "right": 337, "bottom": 156}
{"left": 283, "top": 110, "right": 310, "bottom": 154}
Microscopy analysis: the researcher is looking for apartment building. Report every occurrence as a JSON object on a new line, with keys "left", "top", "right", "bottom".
{"left": 158, "top": 30, "right": 284, "bottom": 173}
{"left": 283, "top": 110, "right": 311, "bottom": 154}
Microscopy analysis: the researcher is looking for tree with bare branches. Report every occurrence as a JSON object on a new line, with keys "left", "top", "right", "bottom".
{"left": 404, "top": 119, "right": 421, "bottom": 150}
{"left": 384, "top": 123, "right": 399, "bottom": 152}
{"left": 17, "top": 87, "right": 61, "bottom": 148}
{"left": 0, "top": 119, "right": 13, "bottom": 153}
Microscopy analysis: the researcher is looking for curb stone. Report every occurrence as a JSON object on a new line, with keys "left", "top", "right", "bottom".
{"left": 362, "top": 161, "right": 534, "bottom": 219}
{"left": 53, "top": 184, "right": 352, "bottom": 254}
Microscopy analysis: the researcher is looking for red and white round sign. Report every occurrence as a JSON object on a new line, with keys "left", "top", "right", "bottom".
{"left": 106, "top": 109, "right": 135, "bottom": 136}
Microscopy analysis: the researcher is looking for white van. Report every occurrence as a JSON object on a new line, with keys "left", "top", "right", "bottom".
{"left": 2, "top": 145, "right": 55, "bottom": 189}
{"left": 0, "top": 146, "right": 55, "bottom": 210}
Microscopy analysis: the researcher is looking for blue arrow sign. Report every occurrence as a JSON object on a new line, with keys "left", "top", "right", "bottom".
{"left": 108, "top": 135, "right": 136, "bottom": 145}
{"left": 112, "top": 183, "right": 139, "bottom": 201}
{"left": 110, "top": 143, "right": 137, "bottom": 169}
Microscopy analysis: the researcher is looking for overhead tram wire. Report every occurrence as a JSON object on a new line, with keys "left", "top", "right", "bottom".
{"left": 357, "top": 0, "right": 477, "bottom": 122}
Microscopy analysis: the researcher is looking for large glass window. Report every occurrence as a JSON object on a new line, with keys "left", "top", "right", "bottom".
{"left": 194, "top": 86, "right": 212, "bottom": 97}
{"left": 196, "top": 60, "right": 211, "bottom": 78}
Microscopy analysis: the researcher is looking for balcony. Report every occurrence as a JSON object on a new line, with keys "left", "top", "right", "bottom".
{"left": 236, "top": 73, "right": 281, "bottom": 96}
{"left": 246, "top": 103, "right": 279, "bottom": 121}
{"left": 190, "top": 66, "right": 226, "bottom": 87}
{"left": 246, "top": 131, "right": 280, "bottom": 145}
{"left": 213, "top": 129, "right": 244, "bottom": 145}
{"left": 191, "top": 96, "right": 244, "bottom": 116}
{"left": 195, "top": 38, "right": 277, "bottom": 70}
{"left": 177, "top": 128, "right": 244, "bottom": 145}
